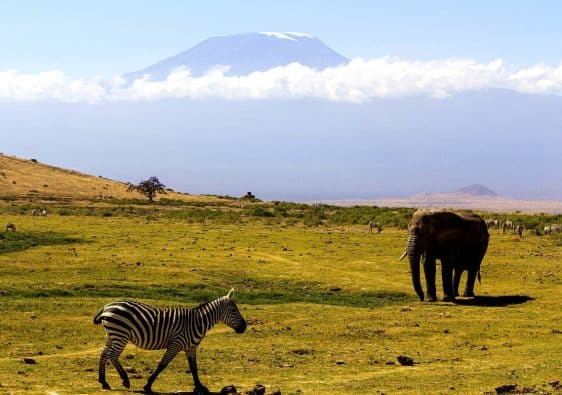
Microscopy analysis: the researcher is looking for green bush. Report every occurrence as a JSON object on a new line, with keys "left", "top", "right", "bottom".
{"left": 251, "top": 207, "right": 275, "bottom": 218}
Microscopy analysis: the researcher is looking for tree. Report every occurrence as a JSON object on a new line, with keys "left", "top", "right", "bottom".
{"left": 128, "top": 176, "right": 166, "bottom": 202}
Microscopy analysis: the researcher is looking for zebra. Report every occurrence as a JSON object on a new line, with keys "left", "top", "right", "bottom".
{"left": 368, "top": 221, "right": 382, "bottom": 233}
{"left": 485, "top": 219, "right": 499, "bottom": 229}
{"left": 551, "top": 224, "right": 562, "bottom": 233}
{"left": 5, "top": 223, "right": 16, "bottom": 232}
{"left": 93, "top": 289, "right": 246, "bottom": 394}
{"left": 515, "top": 224, "right": 523, "bottom": 238}
{"left": 544, "top": 226, "right": 552, "bottom": 235}
{"left": 32, "top": 209, "right": 47, "bottom": 217}
{"left": 502, "top": 220, "right": 514, "bottom": 233}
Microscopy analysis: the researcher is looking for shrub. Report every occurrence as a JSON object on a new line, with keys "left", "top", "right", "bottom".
{"left": 251, "top": 207, "right": 275, "bottom": 218}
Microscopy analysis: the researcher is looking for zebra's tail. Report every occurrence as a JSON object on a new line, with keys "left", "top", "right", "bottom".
{"left": 93, "top": 307, "right": 105, "bottom": 325}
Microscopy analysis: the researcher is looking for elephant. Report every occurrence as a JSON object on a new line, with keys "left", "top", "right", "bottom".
{"left": 399, "top": 210, "right": 489, "bottom": 302}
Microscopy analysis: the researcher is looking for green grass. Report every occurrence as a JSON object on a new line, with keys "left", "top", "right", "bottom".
{"left": 0, "top": 208, "right": 561, "bottom": 394}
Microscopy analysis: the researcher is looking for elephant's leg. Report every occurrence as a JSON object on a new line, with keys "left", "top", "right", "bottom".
{"left": 463, "top": 261, "right": 481, "bottom": 297}
{"left": 453, "top": 267, "right": 463, "bottom": 297}
{"left": 441, "top": 259, "right": 455, "bottom": 302}
{"left": 423, "top": 255, "right": 438, "bottom": 302}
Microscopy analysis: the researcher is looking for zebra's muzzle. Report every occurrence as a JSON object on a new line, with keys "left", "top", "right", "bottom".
{"left": 235, "top": 320, "right": 247, "bottom": 334}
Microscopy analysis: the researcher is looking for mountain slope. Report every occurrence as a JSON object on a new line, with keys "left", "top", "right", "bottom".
{"left": 125, "top": 32, "right": 348, "bottom": 80}
{"left": 0, "top": 154, "right": 211, "bottom": 201}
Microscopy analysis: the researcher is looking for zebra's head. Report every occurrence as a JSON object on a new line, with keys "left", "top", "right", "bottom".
{"left": 222, "top": 289, "right": 246, "bottom": 334}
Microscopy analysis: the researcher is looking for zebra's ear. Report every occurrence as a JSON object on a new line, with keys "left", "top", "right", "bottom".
{"left": 227, "top": 288, "right": 235, "bottom": 300}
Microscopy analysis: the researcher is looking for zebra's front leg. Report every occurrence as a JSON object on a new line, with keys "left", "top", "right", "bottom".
{"left": 187, "top": 348, "right": 210, "bottom": 395}
{"left": 143, "top": 346, "right": 181, "bottom": 393}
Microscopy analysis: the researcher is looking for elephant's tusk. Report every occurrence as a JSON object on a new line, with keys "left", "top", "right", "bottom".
{"left": 399, "top": 250, "right": 407, "bottom": 260}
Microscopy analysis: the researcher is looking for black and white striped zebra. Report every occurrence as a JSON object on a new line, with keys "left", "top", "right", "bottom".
{"left": 93, "top": 289, "right": 247, "bottom": 394}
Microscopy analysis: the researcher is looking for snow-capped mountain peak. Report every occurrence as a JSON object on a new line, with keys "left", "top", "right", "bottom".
{"left": 259, "top": 32, "right": 315, "bottom": 41}
{"left": 125, "top": 32, "right": 347, "bottom": 80}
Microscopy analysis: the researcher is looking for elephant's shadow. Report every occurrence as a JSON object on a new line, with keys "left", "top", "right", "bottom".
{"left": 133, "top": 392, "right": 222, "bottom": 395}
{"left": 454, "top": 295, "right": 534, "bottom": 307}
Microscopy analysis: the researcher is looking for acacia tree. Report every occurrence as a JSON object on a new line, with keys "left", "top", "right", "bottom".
{"left": 127, "top": 176, "right": 166, "bottom": 201}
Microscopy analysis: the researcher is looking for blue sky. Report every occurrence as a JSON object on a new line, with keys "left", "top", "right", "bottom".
{"left": 1, "top": 1, "right": 562, "bottom": 76}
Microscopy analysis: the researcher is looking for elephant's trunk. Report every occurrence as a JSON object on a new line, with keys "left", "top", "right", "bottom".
{"left": 406, "top": 231, "right": 424, "bottom": 301}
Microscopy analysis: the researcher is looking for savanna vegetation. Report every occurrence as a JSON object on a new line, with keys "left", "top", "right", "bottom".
{"left": 1, "top": 193, "right": 561, "bottom": 395}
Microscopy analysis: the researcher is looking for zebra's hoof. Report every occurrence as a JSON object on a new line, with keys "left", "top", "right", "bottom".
{"left": 100, "top": 382, "right": 111, "bottom": 390}
{"left": 143, "top": 385, "right": 154, "bottom": 393}
{"left": 463, "top": 291, "right": 475, "bottom": 297}
{"left": 123, "top": 378, "right": 130, "bottom": 389}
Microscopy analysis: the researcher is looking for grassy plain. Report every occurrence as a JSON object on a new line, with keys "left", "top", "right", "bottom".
{"left": 0, "top": 204, "right": 561, "bottom": 395}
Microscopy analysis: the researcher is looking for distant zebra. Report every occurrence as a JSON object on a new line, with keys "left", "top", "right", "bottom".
{"left": 5, "top": 223, "right": 16, "bottom": 232}
{"left": 368, "top": 221, "right": 382, "bottom": 233}
{"left": 515, "top": 224, "right": 523, "bottom": 238}
{"left": 551, "top": 224, "right": 561, "bottom": 233}
{"left": 544, "top": 226, "right": 552, "bottom": 235}
{"left": 32, "top": 209, "right": 47, "bottom": 217}
{"left": 485, "top": 219, "right": 499, "bottom": 229}
{"left": 94, "top": 289, "right": 247, "bottom": 393}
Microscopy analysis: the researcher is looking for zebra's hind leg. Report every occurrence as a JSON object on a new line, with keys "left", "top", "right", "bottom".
{"left": 98, "top": 345, "right": 111, "bottom": 390}
{"left": 143, "top": 345, "right": 181, "bottom": 393}
{"left": 106, "top": 340, "right": 130, "bottom": 389}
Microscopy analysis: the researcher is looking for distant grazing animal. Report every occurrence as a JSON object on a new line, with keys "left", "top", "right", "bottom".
{"left": 551, "top": 224, "right": 561, "bottom": 233}
{"left": 544, "top": 226, "right": 552, "bottom": 235}
{"left": 5, "top": 223, "right": 16, "bottom": 232}
{"left": 485, "top": 219, "right": 499, "bottom": 229}
{"left": 503, "top": 220, "right": 514, "bottom": 232}
{"left": 32, "top": 209, "right": 47, "bottom": 217}
{"left": 515, "top": 224, "right": 523, "bottom": 238}
{"left": 94, "top": 289, "right": 247, "bottom": 393}
{"left": 368, "top": 221, "right": 382, "bottom": 233}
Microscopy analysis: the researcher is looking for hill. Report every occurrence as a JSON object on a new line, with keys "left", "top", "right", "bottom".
{"left": 0, "top": 154, "right": 215, "bottom": 202}
{"left": 125, "top": 32, "right": 348, "bottom": 80}
{"left": 455, "top": 184, "right": 497, "bottom": 196}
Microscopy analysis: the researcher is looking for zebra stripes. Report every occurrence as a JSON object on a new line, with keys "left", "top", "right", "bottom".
{"left": 94, "top": 289, "right": 246, "bottom": 393}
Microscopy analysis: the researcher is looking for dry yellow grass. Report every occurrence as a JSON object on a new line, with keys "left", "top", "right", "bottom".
{"left": 0, "top": 154, "right": 218, "bottom": 202}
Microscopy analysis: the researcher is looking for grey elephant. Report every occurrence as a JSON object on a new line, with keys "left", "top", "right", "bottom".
{"left": 399, "top": 210, "right": 489, "bottom": 302}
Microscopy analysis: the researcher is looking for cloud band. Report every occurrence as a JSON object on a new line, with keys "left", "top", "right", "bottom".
{"left": 1, "top": 58, "right": 562, "bottom": 103}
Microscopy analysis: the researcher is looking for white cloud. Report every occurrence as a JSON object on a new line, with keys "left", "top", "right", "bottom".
{"left": 2, "top": 58, "right": 562, "bottom": 103}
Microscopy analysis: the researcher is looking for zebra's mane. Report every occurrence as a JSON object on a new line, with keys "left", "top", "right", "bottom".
{"left": 192, "top": 296, "right": 227, "bottom": 312}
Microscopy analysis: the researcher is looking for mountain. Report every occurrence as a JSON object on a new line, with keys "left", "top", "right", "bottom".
{"left": 125, "top": 32, "right": 348, "bottom": 80}
{"left": 455, "top": 184, "right": 497, "bottom": 197}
